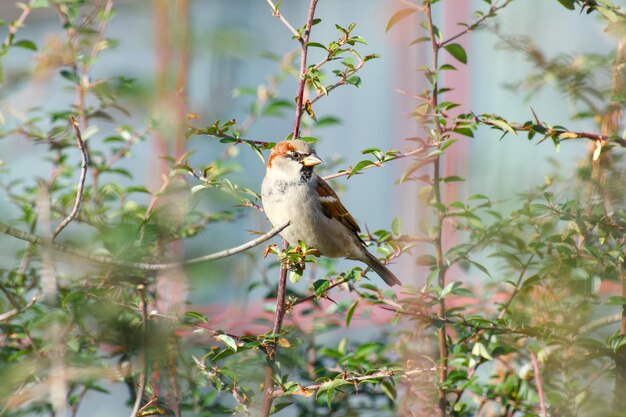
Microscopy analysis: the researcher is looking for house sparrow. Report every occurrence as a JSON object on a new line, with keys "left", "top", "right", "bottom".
{"left": 261, "top": 140, "right": 401, "bottom": 287}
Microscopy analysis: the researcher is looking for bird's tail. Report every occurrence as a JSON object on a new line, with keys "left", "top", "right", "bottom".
{"left": 362, "top": 250, "right": 402, "bottom": 287}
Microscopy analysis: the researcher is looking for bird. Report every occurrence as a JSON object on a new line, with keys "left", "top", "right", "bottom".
{"left": 261, "top": 139, "right": 401, "bottom": 287}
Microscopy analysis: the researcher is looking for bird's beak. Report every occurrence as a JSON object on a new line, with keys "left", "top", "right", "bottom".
{"left": 301, "top": 154, "right": 322, "bottom": 167}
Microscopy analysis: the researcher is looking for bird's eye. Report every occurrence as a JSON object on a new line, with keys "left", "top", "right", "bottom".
{"left": 289, "top": 151, "right": 300, "bottom": 159}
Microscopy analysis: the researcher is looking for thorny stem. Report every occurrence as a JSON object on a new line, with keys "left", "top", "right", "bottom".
{"left": 261, "top": 1, "right": 318, "bottom": 415}
{"left": 425, "top": 2, "right": 448, "bottom": 416}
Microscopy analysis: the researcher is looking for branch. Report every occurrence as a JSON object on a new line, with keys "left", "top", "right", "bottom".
{"left": 308, "top": 59, "right": 365, "bottom": 107}
{"left": 260, "top": 258, "right": 288, "bottom": 416}
{"left": 261, "top": 1, "right": 318, "bottom": 416}
{"left": 273, "top": 369, "right": 396, "bottom": 397}
{"left": 265, "top": 0, "right": 301, "bottom": 41}
{"left": 425, "top": 2, "right": 448, "bottom": 415}
{"left": 2, "top": 0, "right": 35, "bottom": 48}
{"left": 292, "top": 0, "right": 319, "bottom": 139}
{"left": 440, "top": 0, "right": 513, "bottom": 47}
{"left": 52, "top": 117, "right": 89, "bottom": 240}
{"left": 530, "top": 351, "right": 548, "bottom": 417}
{"left": 472, "top": 115, "right": 626, "bottom": 148}
{"left": 0, "top": 221, "right": 290, "bottom": 271}
{"left": 321, "top": 146, "right": 425, "bottom": 181}
{"left": 130, "top": 285, "right": 148, "bottom": 417}
{"left": 105, "top": 127, "right": 149, "bottom": 169}
{"left": 0, "top": 292, "right": 39, "bottom": 323}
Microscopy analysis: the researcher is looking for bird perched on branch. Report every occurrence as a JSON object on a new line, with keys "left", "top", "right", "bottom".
{"left": 261, "top": 140, "right": 401, "bottom": 287}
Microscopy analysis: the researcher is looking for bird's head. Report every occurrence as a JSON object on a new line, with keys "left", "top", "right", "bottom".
{"left": 266, "top": 140, "right": 322, "bottom": 180}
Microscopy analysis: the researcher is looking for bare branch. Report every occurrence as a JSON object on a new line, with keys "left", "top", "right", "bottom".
{"left": 0, "top": 221, "right": 290, "bottom": 271}
{"left": 52, "top": 117, "right": 89, "bottom": 240}
{"left": 530, "top": 351, "right": 548, "bottom": 417}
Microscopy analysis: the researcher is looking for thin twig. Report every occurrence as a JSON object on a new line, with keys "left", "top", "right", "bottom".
{"left": 105, "top": 127, "right": 149, "bottom": 169}
{"left": 530, "top": 351, "right": 548, "bottom": 417}
{"left": 130, "top": 285, "right": 149, "bottom": 417}
{"left": 308, "top": 59, "right": 365, "bottom": 106}
{"left": 321, "top": 147, "right": 425, "bottom": 181}
{"left": 0, "top": 292, "right": 39, "bottom": 323}
{"left": 52, "top": 117, "right": 89, "bottom": 240}
{"left": 0, "top": 220, "right": 290, "bottom": 271}
{"left": 292, "top": 0, "right": 319, "bottom": 139}
{"left": 2, "top": 0, "right": 35, "bottom": 48}
{"left": 265, "top": 0, "right": 301, "bottom": 41}
{"left": 440, "top": 0, "right": 513, "bottom": 47}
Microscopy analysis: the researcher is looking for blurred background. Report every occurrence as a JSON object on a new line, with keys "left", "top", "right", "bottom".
{"left": 0, "top": 1, "right": 616, "bottom": 415}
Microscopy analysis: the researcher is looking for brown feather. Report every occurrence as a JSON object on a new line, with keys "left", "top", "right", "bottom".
{"left": 316, "top": 177, "right": 361, "bottom": 237}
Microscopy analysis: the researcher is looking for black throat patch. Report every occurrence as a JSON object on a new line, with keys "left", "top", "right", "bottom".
{"left": 300, "top": 166, "right": 313, "bottom": 182}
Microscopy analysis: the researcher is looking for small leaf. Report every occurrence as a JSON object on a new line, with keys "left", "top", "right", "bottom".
{"left": 289, "top": 270, "right": 302, "bottom": 284}
{"left": 606, "top": 296, "right": 626, "bottom": 305}
{"left": 443, "top": 43, "right": 467, "bottom": 64}
{"left": 488, "top": 119, "right": 517, "bottom": 136}
{"left": 216, "top": 334, "right": 238, "bottom": 352}
{"left": 592, "top": 140, "right": 602, "bottom": 161}
{"left": 12, "top": 39, "right": 37, "bottom": 51}
{"left": 345, "top": 300, "right": 359, "bottom": 327}
{"left": 471, "top": 342, "right": 493, "bottom": 360}
{"left": 348, "top": 160, "right": 374, "bottom": 178}
{"left": 386, "top": 8, "right": 417, "bottom": 32}
{"left": 556, "top": 0, "right": 576, "bottom": 10}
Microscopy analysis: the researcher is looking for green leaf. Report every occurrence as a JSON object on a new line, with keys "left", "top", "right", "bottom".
{"left": 385, "top": 8, "right": 417, "bottom": 32}
{"left": 314, "top": 279, "right": 330, "bottom": 297}
{"left": 443, "top": 43, "right": 467, "bottom": 64}
{"left": 289, "top": 270, "right": 302, "bottom": 284}
{"left": 181, "top": 311, "right": 209, "bottom": 325}
{"left": 316, "top": 378, "right": 352, "bottom": 396}
{"left": 606, "top": 296, "right": 626, "bottom": 305}
{"left": 471, "top": 342, "right": 493, "bottom": 360}
{"left": 32, "top": 0, "right": 49, "bottom": 8}
{"left": 216, "top": 334, "right": 238, "bottom": 352}
{"left": 60, "top": 69, "right": 80, "bottom": 84}
{"left": 12, "top": 39, "right": 37, "bottom": 51}
{"left": 346, "top": 76, "right": 361, "bottom": 87}
{"left": 488, "top": 118, "right": 517, "bottom": 136}
{"left": 441, "top": 281, "right": 462, "bottom": 298}
{"left": 345, "top": 300, "right": 359, "bottom": 327}
{"left": 348, "top": 160, "right": 374, "bottom": 178}
{"left": 556, "top": 0, "right": 576, "bottom": 10}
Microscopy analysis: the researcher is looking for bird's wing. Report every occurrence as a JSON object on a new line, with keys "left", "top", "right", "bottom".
{"left": 315, "top": 176, "right": 362, "bottom": 238}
